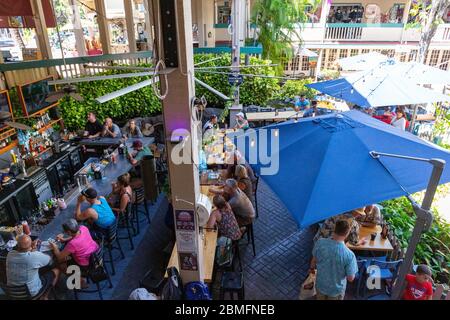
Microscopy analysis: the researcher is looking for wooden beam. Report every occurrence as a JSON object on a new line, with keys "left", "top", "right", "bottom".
{"left": 124, "top": 0, "right": 137, "bottom": 53}
{"left": 143, "top": 0, "right": 154, "bottom": 51}
{"left": 30, "top": 0, "right": 52, "bottom": 59}
{"left": 69, "top": 0, "right": 87, "bottom": 57}
{"left": 94, "top": 0, "right": 112, "bottom": 54}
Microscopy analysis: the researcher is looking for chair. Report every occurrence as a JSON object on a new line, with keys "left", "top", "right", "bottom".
{"left": 103, "top": 218, "right": 125, "bottom": 275}
{"left": 253, "top": 175, "right": 260, "bottom": 219}
{"left": 220, "top": 272, "right": 245, "bottom": 300}
{"left": 116, "top": 203, "right": 135, "bottom": 250}
{"left": 132, "top": 186, "right": 151, "bottom": 236}
{"left": 73, "top": 241, "right": 113, "bottom": 300}
{"left": 0, "top": 283, "right": 50, "bottom": 300}
{"left": 353, "top": 259, "right": 367, "bottom": 299}
{"left": 240, "top": 223, "right": 256, "bottom": 257}
{"left": 363, "top": 259, "right": 403, "bottom": 298}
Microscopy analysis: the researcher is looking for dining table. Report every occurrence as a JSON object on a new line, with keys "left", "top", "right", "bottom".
{"left": 347, "top": 224, "right": 394, "bottom": 253}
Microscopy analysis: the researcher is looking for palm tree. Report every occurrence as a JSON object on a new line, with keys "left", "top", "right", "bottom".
{"left": 251, "top": 0, "right": 320, "bottom": 74}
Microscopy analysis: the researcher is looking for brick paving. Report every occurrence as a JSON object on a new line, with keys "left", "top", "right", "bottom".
{"left": 212, "top": 178, "right": 317, "bottom": 300}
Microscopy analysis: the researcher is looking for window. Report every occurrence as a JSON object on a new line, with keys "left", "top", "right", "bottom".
{"left": 361, "top": 49, "right": 370, "bottom": 54}
{"left": 284, "top": 62, "right": 290, "bottom": 71}
{"left": 328, "top": 4, "right": 364, "bottom": 23}
{"left": 339, "top": 49, "right": 348, "bottom": 59}
{"left": 291, "top": 55, "right": 300, "bottom": 71}
{"left": 301, "top": 56, "right": 310, "bottom": 71}
{"left": 408, "top": 50, "right": 418, "bottom": 62}
{"left": 388, "top": 4, "right": 405, "bottom": 23}
{"left": 328, "top": 49, "right": 338, "bottom": 68}
{"left": 215, "top": 0, "right": 232, "bottom": 24}
{"left": 321, "top": 50, "right": 327, "bottom": 69}
{"left": 350, "top": 49, "right": 359, "bottom": 57}
{"left": 399, "top": 53, "right": 406, "bottom": 62}
{"left": 381, "top": 49, "right": 395, "bottom": 57}
{"left": 428, "top": 50, "right": 440, "bottom": 66}
{"left": 440, "top": 50, "right": 450, "bottom": 70}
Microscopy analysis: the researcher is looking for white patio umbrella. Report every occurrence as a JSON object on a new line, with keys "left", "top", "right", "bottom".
{"left": 382, "top": 61, "right": 450, "bottom": 85}
{"left": 297, "top": 47, "right": 318, "bottom": 58}
{"left": 307, "top": 66, "right": 450, "bottom": 107}
{"left": 338, "top": 52, "right": 390, "bottom": 71}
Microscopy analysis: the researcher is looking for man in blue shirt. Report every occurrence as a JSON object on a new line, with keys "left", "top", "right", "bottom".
{"left": 310, "top": 219, "right": 358, "bottom": 300}
{"left": 295, "top": 95, "right": 310, "bottom": 111}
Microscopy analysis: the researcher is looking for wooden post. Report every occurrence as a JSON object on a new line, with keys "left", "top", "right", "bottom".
{"left": 30, "top": 0, "right": 52, "bottom": 59}
{"left": 124, "top": 0, "right": 137, "bottom": 53}
{"left": 69, "top": 0, "right": 87, "bottom": 57}
{"left": 95, "top": 0, "right": 112, "bottom": 54}
{"left": 152, "top": 0, "right": 203, "bottom": 283}
{"left": 143, "top": 0, "right": 154, "bottom": 51}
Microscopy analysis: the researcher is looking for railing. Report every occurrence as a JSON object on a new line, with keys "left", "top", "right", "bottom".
{"left": 0, "top": 51, "right": 153, "bottom": 88}
{"left": 325, "top": 24, "right": 363, "bottom": 40}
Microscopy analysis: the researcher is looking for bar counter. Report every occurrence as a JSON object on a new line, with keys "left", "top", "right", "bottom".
{"left": 37, "top": 137, "right": 154, "bottom": 240}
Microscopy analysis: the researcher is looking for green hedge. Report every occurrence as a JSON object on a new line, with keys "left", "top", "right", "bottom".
{"left": 53, "top": 54, "right": 315, "bottom": 130}
{"left": 381, "top": 197, "right": 450, "bottom": 285}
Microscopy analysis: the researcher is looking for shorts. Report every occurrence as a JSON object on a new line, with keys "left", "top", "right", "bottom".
{"left": 316, "top": 289, "right": 344, "bottom": 300}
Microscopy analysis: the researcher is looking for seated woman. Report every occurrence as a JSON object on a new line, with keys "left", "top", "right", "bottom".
{"left": 357, "top": 204, "right": 382, "bottom": 227}
{"left": 206, "top": 195, "right": 242, "bottom": 241}
{"left": 235, "top": 164, "right": 255, "bottom": 207}
{"left": 109, "top": 173, "right": 133, "bottom": 215}
{"left": 123, "top": 119, "right": 143, "bottom": 139}
{"left": 50, "top": 219, "right": 99, "bottom": 286}
{"left": 75, "top": 187, "right": 116, "bottom": 239}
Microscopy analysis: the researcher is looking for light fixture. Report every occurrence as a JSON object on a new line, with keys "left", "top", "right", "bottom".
{"left": 250, "top": 139, "right": 256, "bottom": 147}
{"left": 96, "top": 78, "right": 158, "bottom": 103}
{"left": 274, "top": 129, "right": 279, "bottom": 137}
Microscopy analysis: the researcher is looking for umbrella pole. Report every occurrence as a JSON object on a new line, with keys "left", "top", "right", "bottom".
{"left": 390, "top": 158, "right": 445, "bottom": 300}
{"left": 409, "top": 104, "right": 419, "bottom": 133}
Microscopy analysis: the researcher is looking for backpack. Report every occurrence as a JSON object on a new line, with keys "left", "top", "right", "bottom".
{"left": 215, "top": 236, "right": 233, "bottom": 267}
{"left": 161, "top": 267, "right": 184, "bottom": 300}
{"left": 184, "top": 281, "right": 212, "bottom": 300}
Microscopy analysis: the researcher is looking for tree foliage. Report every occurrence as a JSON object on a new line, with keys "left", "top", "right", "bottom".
{"left": 251, "top": 0, "right": 320, "bottom": 74}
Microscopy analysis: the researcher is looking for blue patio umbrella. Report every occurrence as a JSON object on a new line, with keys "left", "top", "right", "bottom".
{"left": 239, "top": 110, "right": 450, "bottom": 228}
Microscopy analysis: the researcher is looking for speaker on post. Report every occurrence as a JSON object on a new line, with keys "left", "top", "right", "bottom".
{"left": 141, "top": 155, "right": 158, "bottom": 202}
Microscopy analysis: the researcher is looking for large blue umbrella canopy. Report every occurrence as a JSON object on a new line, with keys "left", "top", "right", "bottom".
{"left": 240, "top": 110, "right": 450, "bottom": 228}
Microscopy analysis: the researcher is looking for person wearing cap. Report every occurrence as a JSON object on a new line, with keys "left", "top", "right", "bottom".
{"left": 203, "top": 114, "right": 218, "bottom": 133}
{"left": 50, "top": 219, "right": 99, "bottom": 282}
{"left": 75, "top": 187, "right": 116, "bottom": 237}
{"left": 128, "top": 139, "right": 152, "bottom": 166}
{"left": 313, "top": 208, "right": 367, "bottom": 246}
{"left": 234, "top": 112, "right": 249, "bottom": 130}
{"left": 403, "top": 264, "right": 433, "bottom": 300}
{"left": 6, "top": 234, "right": 60, "bottom": 299}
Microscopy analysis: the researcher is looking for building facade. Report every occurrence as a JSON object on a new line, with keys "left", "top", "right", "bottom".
{"left": 191, "top": 0, "right": 450, "bottom": 76}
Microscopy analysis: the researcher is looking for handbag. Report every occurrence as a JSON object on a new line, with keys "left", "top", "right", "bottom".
{"left": 299, "top": 272, "right": 316, "bottom": 300}
{"left": 215, "top": 236, "right": 233, "bottom": 267}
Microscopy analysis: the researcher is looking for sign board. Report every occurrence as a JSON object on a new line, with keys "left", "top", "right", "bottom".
{"left": 228, "top": 73, "right": 244, "bottom": 86}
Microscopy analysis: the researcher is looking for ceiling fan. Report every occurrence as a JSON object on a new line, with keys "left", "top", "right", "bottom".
{"left": 45, "top": 84, "right": 84, "bottom": 103}
{"left": 0, "top": 111, "right": 33, "bottom": 131}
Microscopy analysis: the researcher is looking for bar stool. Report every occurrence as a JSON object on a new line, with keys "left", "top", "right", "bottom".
{"left": 116, "top": 203, "right": 135, "bottom": 250}
{"left": 253, "top": 175, "right": 259, "bottom": 219}
{"left": 219, "top": 272, "right": 245, "bottom": 300}
{"left": 132, "top": 186, "right": 151, "bottom": 235}
{"left": 241, "top": 223, "right": 256, "bottom": 256}
{"left": 103, "top": 218, "right": 125, "bottom": 275}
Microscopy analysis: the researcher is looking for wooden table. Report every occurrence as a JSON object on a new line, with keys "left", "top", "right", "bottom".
{"left": 166, "top": 230, "right": 218, "bottom": 283}
{"left": 246, "top": 111, "right": 304, "bottom": 122}
{"left": 347, "top": 225, "right": 394, "bottom": 252}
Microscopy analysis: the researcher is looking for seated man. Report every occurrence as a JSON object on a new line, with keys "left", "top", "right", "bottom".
{"left": 357, "top": 204, "right": 381, "bottom": 227}
{"left": 75, "top": 187, "right": 116, "bottom": 238}
{"left": 84, "top": 112, "right": 103, "bottom": 138}
{"left": 224, "top": 150, "right": 257, "bottom": 190}
{"left": 128, "top": 140, "right": 152, "bottom": 166}
{"left": 50, "top": 219, "right": 99, "bottom": 286}
{"left": 314, "top": 208, "right": 367, "bottom": 246}
{"left": 6, "top": 235, "right": 60, "bottom": 299}
{"left": 102, "top": 117, "right": 121, "bottom": 138}
{"left": 294, "top": 95, "right": 310, "bottom": 111}
{"left": 303, "top": 101, "right": 318, "bottom": 118}
{"left": 203, "top": 114, "right": 218, "bottom": 133}
{"left": 211, "top": 179, "right": 255, "bottom": 227}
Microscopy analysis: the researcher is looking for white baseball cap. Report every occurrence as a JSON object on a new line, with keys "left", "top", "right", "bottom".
{"left": 236, "top": 112, "right": 245, "bottom": 118}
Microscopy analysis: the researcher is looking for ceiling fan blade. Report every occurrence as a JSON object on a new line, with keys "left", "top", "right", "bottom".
{"left": 96, "top": 78, "right": 158, "bottom": 104}
{"left": 4, "top": 121, "right": 33, "bottom": 131}
{"left": 0, "top": 111, "right": 12, "bottom": 120}
{"left": 70, "top": 92, "right": 84, "bottom": 101}
{"left": 45, "top": 92, "right": 65, "bottom": 103}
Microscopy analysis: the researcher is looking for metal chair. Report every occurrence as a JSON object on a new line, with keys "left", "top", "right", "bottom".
{"left": 0, "top": 283, "right": 50, "bottom": 300}
{"left": 253, "top": 175, "right": 259, "bottom": 219}
{"left": 73, "top": 241, "right": 113, "bottom": 300}
{"left": 132, "top": 186, "right": 151, "bottom": 235}
{"left": 353, "top": 259, "right": 367, "bottom": 299}
{"left": 116, "top": 203, "right": 135, "bottom": 250}
{"left": 240, "top": 223, "right": 256, "bottom": 257}
{"left": 363, "top": 259, "right": 403, "bottom": 298}
{"left": 219, "top": 272, "right": 245, "bottom": 300}
{"left": 103, "top": 218, "right": 125, "bottom": 275}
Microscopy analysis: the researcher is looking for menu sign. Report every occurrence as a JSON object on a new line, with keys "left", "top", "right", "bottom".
{"left": 175, "top": 209, "right": 199, "bottom": 264}
{"left": 175, "top": 209, "right": 195, "bottom": 231}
